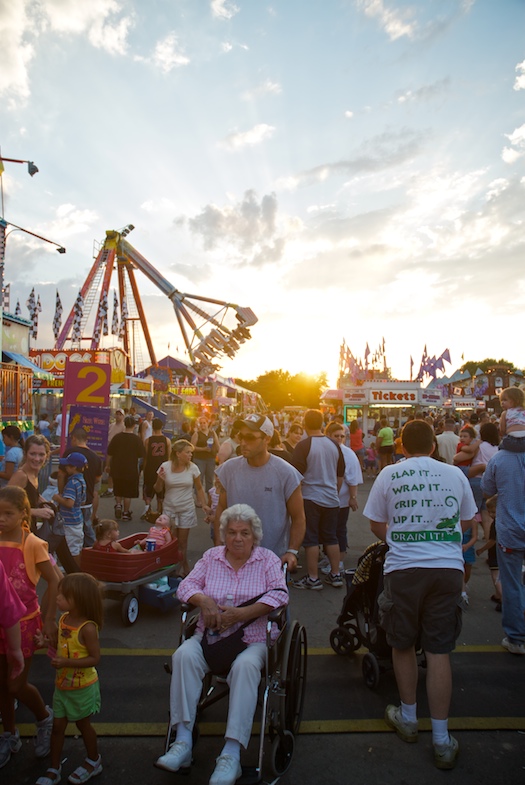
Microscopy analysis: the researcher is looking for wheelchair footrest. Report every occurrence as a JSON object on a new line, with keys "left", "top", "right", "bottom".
{"left": 238, "top": 765, "right": 262, "bottom": 784}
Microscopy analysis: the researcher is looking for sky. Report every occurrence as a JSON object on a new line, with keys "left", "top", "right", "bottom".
{"left": 1, "top": 0, "right": 524, "bottom": 387}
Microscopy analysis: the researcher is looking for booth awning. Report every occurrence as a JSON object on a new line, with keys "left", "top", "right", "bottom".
{"left": 3, "top": 351, "right": 54, "bottom": 380}
{"left": 320, "top": 389, "right": 343, "bottom": 400}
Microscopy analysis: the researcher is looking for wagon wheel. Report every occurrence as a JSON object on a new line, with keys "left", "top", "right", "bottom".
{"left": 121, "top": 594, "right": 139, "bottom": 625}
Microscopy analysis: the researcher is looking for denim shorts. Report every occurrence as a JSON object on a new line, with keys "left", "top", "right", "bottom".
{"left": 378, "top": 568, "right": 463, "bottom": 653}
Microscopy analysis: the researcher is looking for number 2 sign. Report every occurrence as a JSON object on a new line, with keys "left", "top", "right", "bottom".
{"left": 63, "top": 361, "right": 111, "bottom": 408}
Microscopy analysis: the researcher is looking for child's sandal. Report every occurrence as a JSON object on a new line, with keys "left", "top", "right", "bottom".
{"left": 36, "top": 766, "right": 61, "bottom": 785}
{"left": 67, "top": 756, "right": 102, "bottom": 784}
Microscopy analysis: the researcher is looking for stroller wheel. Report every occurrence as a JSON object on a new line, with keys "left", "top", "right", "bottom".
{"left": 330, "top": 625, "right": 360, "bottom": 655}
{"left": 362, "top": 653, "right": 380, "bottom": 690}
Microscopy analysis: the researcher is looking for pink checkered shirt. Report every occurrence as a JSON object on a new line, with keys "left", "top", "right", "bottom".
{"left": 177, "top": 546, "right": 288, "bottom": 643}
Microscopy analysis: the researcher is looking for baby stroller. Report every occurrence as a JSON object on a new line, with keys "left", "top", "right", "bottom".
{"left": 329, "top": 541, "right": 392, "bottom": 690}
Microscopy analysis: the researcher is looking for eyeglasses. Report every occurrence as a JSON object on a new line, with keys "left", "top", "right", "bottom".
{"left": 238, "top": 432, "right": 262, "bottom": 442}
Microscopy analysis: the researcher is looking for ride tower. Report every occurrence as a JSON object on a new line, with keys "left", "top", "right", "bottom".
{"left": 56, "top": 226, "right": 257, "bottom": 377}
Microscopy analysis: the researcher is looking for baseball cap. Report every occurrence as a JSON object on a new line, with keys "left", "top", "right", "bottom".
{"left": 116, "top": 408, "right": 125, "bottom": 415}
{"left": 59, "top": 452, "right": 88, "bottom": 468}
{"left": 234, "top": 414, "right": 274, "bottom": 438}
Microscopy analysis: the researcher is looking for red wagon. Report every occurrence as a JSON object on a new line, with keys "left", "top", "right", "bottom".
{"left": 81, "top": 533, "right": 183, "bottom": 625}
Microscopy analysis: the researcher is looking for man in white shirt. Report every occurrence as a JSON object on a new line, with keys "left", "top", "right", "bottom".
{"left": 436, "top": 418, "right": 460, "bottom": 464}
{"left": 364, "top": 420, "right": 476, "bottom": 771}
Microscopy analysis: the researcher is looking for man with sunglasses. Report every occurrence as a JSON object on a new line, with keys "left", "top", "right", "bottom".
{"left": 213, "top": 414, "right": 305, "bottom": 571}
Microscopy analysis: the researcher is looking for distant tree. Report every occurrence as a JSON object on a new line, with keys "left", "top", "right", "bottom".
{"left": 460, "top": 358, "right": 519, "bottom": 376}
{"left": 234, "top": 369, "right": 328, "bottom": 410}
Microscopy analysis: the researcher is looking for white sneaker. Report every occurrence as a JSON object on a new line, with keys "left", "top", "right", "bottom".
{"left": 155, "top": 740, "right": 192, "bottom": 772}
{"left": 501, "top": 636, "right": 525, "bottom": 655}
{"left": 318, "top": 556, "right": 330, "bottom": 571}
{"left": 34, "top": 707, "right": 53, "bottom": 757}
{"left": 321, "top": 560, "right": 344, "bottom": 575}
{"left": 0, "top": 729, "right": 22, "bottom": 768}
{"left": 209, "top": 754, "right": 242, "bottom": 785}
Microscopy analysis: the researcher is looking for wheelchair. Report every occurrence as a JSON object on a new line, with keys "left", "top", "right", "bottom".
{"left": 161, "top": 598, "right": 307, "bottom": 784}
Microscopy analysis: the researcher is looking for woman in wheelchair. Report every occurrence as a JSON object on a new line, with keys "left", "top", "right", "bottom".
{"left": 156, "top": 503, "right": 288, "bottom": 785}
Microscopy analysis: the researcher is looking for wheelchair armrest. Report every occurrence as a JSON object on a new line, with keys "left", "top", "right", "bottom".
{"left": 268, "top": 605, "right": 287, "bottom": 628}
{"left": 180, "top": 602, "right": 193, "bottom": 613}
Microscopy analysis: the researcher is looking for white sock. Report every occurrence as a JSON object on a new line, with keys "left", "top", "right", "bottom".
{"left": 175, "top": 723, "right": 192, "bottom": 747}
{"left": 401, "top": 701, "right": 417, "bottom": 723}
{"left": 431, "top": 718, "right": 450, "bottom": 746}
{"left": 221, "top": 739, "right": 241, "bottom": 759}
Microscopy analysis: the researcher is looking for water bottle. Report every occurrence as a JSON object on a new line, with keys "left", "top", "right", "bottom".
{"left": 207, "top": 436, "right": 214, "bottom": 449}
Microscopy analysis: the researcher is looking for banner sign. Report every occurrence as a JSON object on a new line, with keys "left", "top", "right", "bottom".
{"left": 65, "top": 406, "right": 110, "bottom": 458}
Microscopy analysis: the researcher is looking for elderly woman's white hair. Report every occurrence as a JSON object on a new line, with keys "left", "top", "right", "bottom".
{"left": 219, "top": 503, "right": 263, "bottom": 545}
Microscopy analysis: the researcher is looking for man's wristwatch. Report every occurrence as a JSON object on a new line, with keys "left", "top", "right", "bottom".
{"left": 285, "top": 549, "right": 299, "bottom": 556}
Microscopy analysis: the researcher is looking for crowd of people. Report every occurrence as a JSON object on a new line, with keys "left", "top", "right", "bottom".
{"left": 0, "top": 388, "right": 524, "bottom": 783}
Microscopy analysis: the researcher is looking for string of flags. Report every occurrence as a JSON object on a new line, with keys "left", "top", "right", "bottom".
{"left": 414, "top": 346, "right": 452, "bottom": 380}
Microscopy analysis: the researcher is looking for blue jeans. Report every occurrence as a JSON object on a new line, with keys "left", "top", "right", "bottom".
{"left": 497, "top": 545, "right": 525, "bottom": 644}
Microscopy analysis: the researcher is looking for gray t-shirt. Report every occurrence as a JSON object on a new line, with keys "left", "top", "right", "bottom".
{"left": 215, "top": 454, "right": 302, "bottom": 556}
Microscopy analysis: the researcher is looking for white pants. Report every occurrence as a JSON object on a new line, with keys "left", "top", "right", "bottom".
{"left": 169, "top": 634, "right": 265, "bottom": 748}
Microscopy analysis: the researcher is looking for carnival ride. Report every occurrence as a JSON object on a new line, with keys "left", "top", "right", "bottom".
{"left": 56, "top": 226, "right": 257, "bottom": 377}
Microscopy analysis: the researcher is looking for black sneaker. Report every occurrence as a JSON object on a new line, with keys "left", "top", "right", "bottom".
{"left": 324, "top": 572, "right": 344, "bottom": 588}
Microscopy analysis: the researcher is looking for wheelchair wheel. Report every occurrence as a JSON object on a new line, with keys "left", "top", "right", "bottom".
{"left": 362, "top": 652, "right": 380, "bottom": 690}
{"left": 330, "top": 625, "right": 360, "bottom": 655}
{"left": 270, "top": 730, "right": 295, "bottom": 777}
{"left": 280, "top": 622, "right": 307, "bottom": 735}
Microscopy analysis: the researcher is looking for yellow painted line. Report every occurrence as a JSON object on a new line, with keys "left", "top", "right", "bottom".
{"left": 35, "top": 644, "right": 508, "bottom": 657}
{"left": 17, "top": 717, "right": 525, "bottom": 738}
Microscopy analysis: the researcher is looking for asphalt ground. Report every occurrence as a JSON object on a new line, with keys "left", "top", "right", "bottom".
{"left": 9, "top": 479, "right": 525, "bottom": 785}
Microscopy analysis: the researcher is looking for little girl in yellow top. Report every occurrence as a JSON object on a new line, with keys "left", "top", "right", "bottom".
{"left": 36, "top": 573, "right": 104, "bottom": 785}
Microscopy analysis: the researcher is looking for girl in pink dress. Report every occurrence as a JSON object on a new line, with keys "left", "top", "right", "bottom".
{"left": 0, "top": 486, "right": 59, "bottom": 768}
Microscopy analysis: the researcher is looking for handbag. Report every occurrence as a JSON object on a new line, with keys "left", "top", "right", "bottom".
{"left": 200, "top": 589, "right": 287, "bottom": 675}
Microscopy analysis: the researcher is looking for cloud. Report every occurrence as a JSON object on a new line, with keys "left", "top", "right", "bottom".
{"left": 283, "top": 172, "right": 525, "bottom": 320}
{"left": 396, "top": 77, "right": 450, "bottom": 104}
{"left": 241, "top": 79, "right": 282, "bottom": 101}
{"left": 180, "top": 190, "right": 287, "bottom": 266}
{"left": 356, "top": 0, "right": 417, "bottom": 41}
{"left": 44, "top": 0, "right": 133, "bottom": 55}
{"left": 152, "top": 32, "right": 190, "bottom": 72}
{"left": 0, "top": 0, "right": 133, "bottom": 103}
{"left": 0, "top": 1, "right": 35, "bottom": 103}
{"left": 502, "top": 123, "right": 525, "bottom": 164}
{"left": 513, "top": 59, "right": 525, "bottom": 91}
{"left": 218, "top": 123, "right": 276, "bottom": 150}
{"left": 211, "top": 0, "right": 239, "bottom": 20}
{"left": 344, "top": 110, "right": 354, "bottom": 119}
{"left": 277, "top": 128, "right": 426, "bottom": 190}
